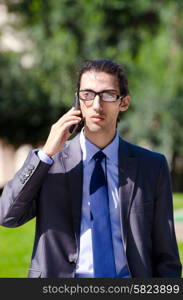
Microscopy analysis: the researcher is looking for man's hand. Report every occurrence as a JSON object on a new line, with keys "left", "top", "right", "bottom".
{"left": 42, "top": 108, "right": 82, "bottom": 157}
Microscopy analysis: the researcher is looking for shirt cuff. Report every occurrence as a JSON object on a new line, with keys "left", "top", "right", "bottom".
{"left": 37, "top": 149, "right": 53, "bottom": 165}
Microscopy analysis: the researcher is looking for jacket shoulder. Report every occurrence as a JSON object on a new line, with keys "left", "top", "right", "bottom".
{"left": 121, "top": 138, "right": 166, "bottom": 162}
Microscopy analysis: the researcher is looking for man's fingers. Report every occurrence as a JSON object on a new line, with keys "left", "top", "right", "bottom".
{"left": 60, "top": 115, "right": 82, "bottom": 126}
{"left": 61, "top": 119, "right": 81, "bottom": 132}
{"left": 42, "top": 108, "right": 82, "bottom": 157}
{"left": 54, "top": 114, "right": 81, "bottom": 127}
{"left": 53, "top": 116, "right": 81, "bottom": 131}
{"left": 66, "top": 107, "right": 81, "bottom": 115}
{"left": 54, "top": 109, "right": 81, "bottom": 126}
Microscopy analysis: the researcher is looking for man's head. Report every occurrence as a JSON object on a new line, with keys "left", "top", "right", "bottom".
{"left": 77, "top": 59, "right": 129, "bottom": 97}
{"left": 76, "top": 59, "right": 130, "bottom": 144}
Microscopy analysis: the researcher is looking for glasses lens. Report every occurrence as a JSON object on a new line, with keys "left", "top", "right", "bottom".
{"left": 79, "top": 90, "right": 119, "bottom": 102}
{"left": 102, "top": 91, "right": 118, "bottom": 102}
{"left": 79, "top": 91, "right": 95, "bottom": 101}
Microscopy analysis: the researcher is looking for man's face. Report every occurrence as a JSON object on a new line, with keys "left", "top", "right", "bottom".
{"left": 79, "top": 71, "right": 129, "bottom": 135}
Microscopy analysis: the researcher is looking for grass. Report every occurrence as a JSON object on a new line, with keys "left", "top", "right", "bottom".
{"left": 0, "top": 219, "right": 35, "bottom": 278}
{"left": 0, "top": 193, "right": 183, "bottom": 277}
{"left": 173, "top": 193, "right": 183, "bottom": 210}
{"left": 178, "top": 242, "right": 183, "bottom": 274}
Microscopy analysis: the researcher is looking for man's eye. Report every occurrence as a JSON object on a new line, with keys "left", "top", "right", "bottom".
{"left": 83, "top": 91, "right": 93, "bottom": 98}
{"left": 104, "top": 92, "right": 116, "bottom": 97}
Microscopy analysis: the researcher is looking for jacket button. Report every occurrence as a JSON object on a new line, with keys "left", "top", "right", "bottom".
{"left": 20, "top": 178, "right": 25, "bottom": 184}
{"left": 68, "top": 256, "right": 77, "bottom": 264}
{"left": 28, "top": 164, "right": 35, "bottom": 170}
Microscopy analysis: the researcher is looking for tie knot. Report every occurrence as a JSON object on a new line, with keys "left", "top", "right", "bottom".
{"left": 93, "top": 151, "right": 106, "bottom": 162}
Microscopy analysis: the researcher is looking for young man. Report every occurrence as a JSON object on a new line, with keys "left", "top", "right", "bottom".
{"left": 0, "top": 59, "right": 182, "bottom": 278}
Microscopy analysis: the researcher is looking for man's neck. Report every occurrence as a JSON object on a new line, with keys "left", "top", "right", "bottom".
{"left": 83, "top": 127, "right": 116, "bottom": 149}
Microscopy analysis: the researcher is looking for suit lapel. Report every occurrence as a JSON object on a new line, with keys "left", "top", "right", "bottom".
{"left": 118, "top": 138, "right": 138, "bottom": 251}
{"left": 61, "top": 134, "right": 83, "bottom": 242}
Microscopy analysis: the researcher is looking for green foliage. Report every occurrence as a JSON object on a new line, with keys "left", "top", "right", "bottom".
{"left": 0, "top": 53, "right": 58, "bottom": 146}
{"left": 118, "top": 1, "right": 183, "bottom": 170}
{"left": 1, "top": 0, "right": 166, "bottom": 146}
{"left": 1, "top": 0, "right": 183, "bottom": 189}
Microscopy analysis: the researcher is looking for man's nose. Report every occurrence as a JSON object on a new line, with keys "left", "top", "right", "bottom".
{"left": 92, "top": 95, "right": 102, "bottom": 111}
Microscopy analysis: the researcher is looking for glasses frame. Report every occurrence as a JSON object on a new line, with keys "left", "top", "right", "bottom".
{"left": 77, "top": 89, "right": 124, "bottom": 102}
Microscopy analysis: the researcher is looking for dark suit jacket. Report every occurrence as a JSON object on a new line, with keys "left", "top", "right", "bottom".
{"left": 0, "top": 134, "right": 182, "bottom": 277}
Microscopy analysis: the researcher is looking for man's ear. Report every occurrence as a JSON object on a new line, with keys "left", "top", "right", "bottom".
{"left": 119, "top": 95, "right": 130, "bottom": 111}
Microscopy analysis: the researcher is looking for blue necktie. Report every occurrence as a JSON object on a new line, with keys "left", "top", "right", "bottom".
{"left": 89, "top": 151, "right": 116, "bottom": 278}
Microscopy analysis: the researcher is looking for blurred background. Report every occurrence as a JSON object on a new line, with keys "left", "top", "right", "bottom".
{"left": 0, "top": 0, "right": 183, "bottom": 277}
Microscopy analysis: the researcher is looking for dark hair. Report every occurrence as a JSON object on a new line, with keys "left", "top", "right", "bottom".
{"left": 77, "top": 59, "right": 129, "bottom": 96}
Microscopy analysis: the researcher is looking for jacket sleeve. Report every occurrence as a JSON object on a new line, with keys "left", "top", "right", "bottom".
{"left": 153, "top": 155, "right": 182, "bottom": 277}
{"left": 0, "top": 150, "right": 51, "bottom": 228}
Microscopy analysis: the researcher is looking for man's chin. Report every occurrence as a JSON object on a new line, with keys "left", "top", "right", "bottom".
{"left": 85, "top": 123, "right": 103, "bottom": 133}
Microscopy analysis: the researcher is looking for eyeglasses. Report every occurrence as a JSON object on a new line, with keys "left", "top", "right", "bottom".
{"left": 78, "top": 89, "right": 123, "bottom": 102}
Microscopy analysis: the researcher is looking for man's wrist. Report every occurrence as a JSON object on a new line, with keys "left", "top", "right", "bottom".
{"left": 37, "top": 149, "right": 53, "bottom": 165}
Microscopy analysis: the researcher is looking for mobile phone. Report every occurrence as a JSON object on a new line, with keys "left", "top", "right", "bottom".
{"left": 69, "top": 95, "right": 83, "bottom": 134}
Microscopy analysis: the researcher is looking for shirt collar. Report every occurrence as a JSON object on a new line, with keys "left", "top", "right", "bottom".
{"left": 80, "top": 128, "right": 119, "bottom": 165}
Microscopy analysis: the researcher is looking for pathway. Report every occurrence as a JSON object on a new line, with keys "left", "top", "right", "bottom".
{"left": 174, "top": 210, "right": 183, "bottom": 242}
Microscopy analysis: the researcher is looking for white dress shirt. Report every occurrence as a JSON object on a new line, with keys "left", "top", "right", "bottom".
{"left": 76, "top": 129, "right": 130, "bottom": 278}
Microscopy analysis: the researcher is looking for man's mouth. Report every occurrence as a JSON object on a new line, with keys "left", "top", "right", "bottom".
{"left": 91, "top": 114, "right": 105, "bottom": 121}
